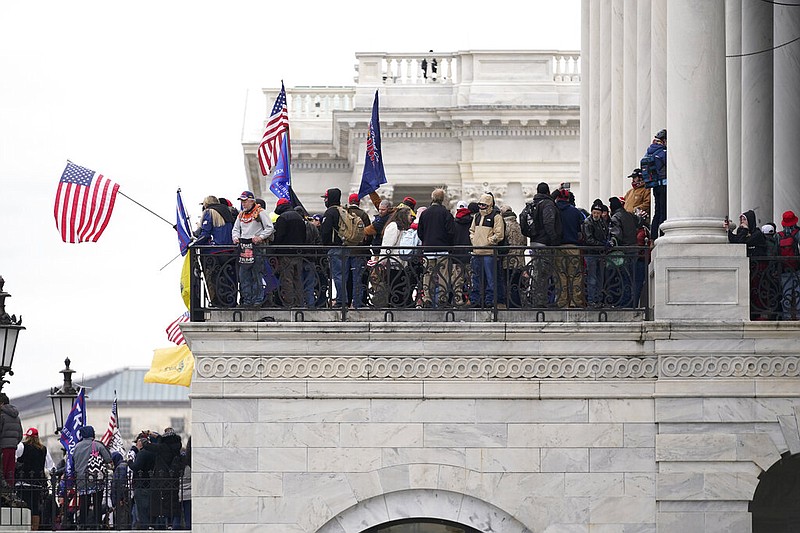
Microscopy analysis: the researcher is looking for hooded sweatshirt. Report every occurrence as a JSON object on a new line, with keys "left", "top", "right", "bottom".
{"left": 469, "top": 193, "right": 504, "bottom": 255}
{"left": 728, "top": 210, "right": 766, "bottom": 257}
{"left": 320, "top": 188, "right": 344, "bottom": 246}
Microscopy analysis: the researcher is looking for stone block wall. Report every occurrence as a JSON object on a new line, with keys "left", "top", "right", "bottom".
{"left": 184, "top": 322, "right": 800, "bottom": 533}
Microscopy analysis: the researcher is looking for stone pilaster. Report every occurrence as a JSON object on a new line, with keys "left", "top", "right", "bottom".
{"left": 580, "top": 0, "right": 591, "bottom": 209}
{"left": 774, "top": 3, "right": 800, "bottom": 216}
{"left": 623, "top": 0, "right": 638, "bottom": 178}
{"left": 741, "top": 0, "right": 773, "bottom": 224}
{"left": 611, "top": 0, "right": 625, "bottom": 195}
{"left": 652, "top": 0, "right": 748, "bottom": 321}
{"left": 599, "top": 0, "right": 613, "bottom": 202}
{"left": 649, "top": 0, "right": 666, "bottom": 132}
{"left": 636, "top": 0, "right": 652, "bottom": 160}
{"left": 726, "top": 0, "right": 743, "bottom": 220}
{"left": 589, "top": 0, "right": 602, "bottom": 204}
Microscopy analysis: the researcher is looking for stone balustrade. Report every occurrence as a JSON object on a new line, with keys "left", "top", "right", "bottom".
{"left": 262, "top": 86, "right": 355, "bottom": 119}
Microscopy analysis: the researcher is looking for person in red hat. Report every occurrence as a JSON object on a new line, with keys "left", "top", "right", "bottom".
{"left": 16, "top": 427, "right": 53, "bottom": 530}
{"left": 778, "top": 210, "right": 800, "bottom": 320}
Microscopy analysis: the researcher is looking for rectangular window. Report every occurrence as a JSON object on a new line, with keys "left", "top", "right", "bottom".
{"left": 170, "top": 417, "right": 185, "bottom": 435}
{"left": 118, "top": 417, "right": 132, "bottom": 438}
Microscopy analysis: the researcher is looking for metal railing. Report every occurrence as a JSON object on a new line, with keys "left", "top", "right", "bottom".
{"left": 188, "top": 245, "right": 651, "bottom": 321}
{"left": 748, "top": 257, "right": 800, "bottom": 321}
{"left": 2, "top": 470, "right": 189, "bottom": 530}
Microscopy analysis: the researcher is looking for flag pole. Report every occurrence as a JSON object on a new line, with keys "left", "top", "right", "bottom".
{"left": 118, "top": 191, "right": 173, "bottom": 226}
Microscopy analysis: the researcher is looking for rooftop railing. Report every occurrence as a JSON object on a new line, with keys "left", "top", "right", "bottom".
{"left": 188, "top": 245, "right": 650, "bottom": 322}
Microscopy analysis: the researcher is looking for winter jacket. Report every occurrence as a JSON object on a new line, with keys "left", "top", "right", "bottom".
{"left": 73, "top": 438, "right": 111, "bottom": 493}
{"left": 728, "top": 210, "right": 767, "bottom": 257}
{"left": 195, "top": 204, "right": 235, "bottom": 245}
{"left": 453, "top": 208, "right": 473, "bottom": 259}
{"left": 582, "top": 216, "right": 609, "bottom": 251}
{"left": 610, "top": 208, "right": 639, "bottom": 246}
{"left": 556, "top": 200, "right": 585, "bottom": 245}
{"left": 645, "top": 142, "right": 667, "bottom": 186}
{"left": 0, "top": 404, "right": 22, "bottom": 449}
{"left": 623, "top": 185, "right": 651, "bottom": 217}
{"left": 273, "top": 204, "right": 307, "bottom": 252}
{"left": 502, "top": 213, "right": 527, "bottom": 268}
{"left": 527, "top": 193, "right": 560, "bottom": 246}
{"left": 470, "top": 194, "right": 504, "bottom": 256}
{"left": 417, "top": 203, "right": 455, "bottom": 251}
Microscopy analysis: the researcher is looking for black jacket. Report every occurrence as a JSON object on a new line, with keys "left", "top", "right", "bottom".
{"left": 417, "top": 203, "right": 455, "bottom": 251}
{"left": 320, "top": 188, "right": 343, "bottom": 246}
{"left": 610, "top": 208, "right": 638, "bottom": 246}
{"left": 728, "top": 210, "right": 767, "bottom": 257}
{"left": 273, "top": 204, "right": 308, "bottom": 252}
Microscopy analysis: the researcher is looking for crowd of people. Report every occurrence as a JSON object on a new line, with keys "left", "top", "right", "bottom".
{"left": 1, "top": 409, "right": 191, "bottom": 530}
{"left": 190, "top": 174, "right": 654, "bottom": 312}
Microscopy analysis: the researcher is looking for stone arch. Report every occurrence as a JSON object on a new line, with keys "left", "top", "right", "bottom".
{"left": 749, "top": 452, "right": 800, "bottom": 532}
{"left": 315, "top": 488, "right": 532, "bottom": 533}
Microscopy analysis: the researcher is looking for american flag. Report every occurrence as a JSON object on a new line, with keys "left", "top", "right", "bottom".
{"left": 100, "top": 397, "right": 125, "bottom": 455}
{"left": 258, "top": 82, "right": 289, "bottom": 176}
{"left": 54, "top": 161, "right": 120, "bottom": 243}
{"left": 166, "top": 311, "right": 190, "bottom": 345}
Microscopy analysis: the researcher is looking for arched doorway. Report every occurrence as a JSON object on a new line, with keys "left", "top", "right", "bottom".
{"left": 362, "top": 518, "right": 482, "bottom": 533}
{"left": 750, "top": 452, "right": 800, "bottom": 532}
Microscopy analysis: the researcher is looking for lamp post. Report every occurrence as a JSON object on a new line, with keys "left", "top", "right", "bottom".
{"left": 49, "top": 358, "right": 78, "bottom": 435}
{"left": 0, "top": 276, "right": 25, "bottom": 393}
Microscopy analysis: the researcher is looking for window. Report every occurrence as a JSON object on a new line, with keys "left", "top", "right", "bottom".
{"left": 118, "top": 417, "right": 132, "bottom": 438}
{"left": 170, "top": 417, "right": 185, "bottom": 435}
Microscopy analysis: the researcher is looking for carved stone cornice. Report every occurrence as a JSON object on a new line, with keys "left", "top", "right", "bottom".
{"left": 195, "top": 355, "right": 658, "bottom": 380}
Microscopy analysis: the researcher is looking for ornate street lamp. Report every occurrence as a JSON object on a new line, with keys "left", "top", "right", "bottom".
{"left": 49, "top": 358, "right": 78, "bottom": 434}
{"left": 0, "top": 276, "right": 25, "bottom": 393}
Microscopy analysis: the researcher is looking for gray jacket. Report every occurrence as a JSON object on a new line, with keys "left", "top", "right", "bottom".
{"left": 73, "top": 438, "right": 112, "bottom": 493}
{"left": 0, "top": 404, "right": 22, "bottom": 449}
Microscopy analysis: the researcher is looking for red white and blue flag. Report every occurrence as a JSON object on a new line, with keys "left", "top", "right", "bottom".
{"left": 166, "top": 311, "right": 190, "bottom": 345}
{"left": 54, "top": 161, "right": 120, "bottom": 243}
{"left": 258, "top": 82, "right": 289, "bottom": 176}
{"left": 100, "top": 397, "right": 125, "bottom": 455}
{"left": 358, "top": 91, "right": 387, "bottom": 199}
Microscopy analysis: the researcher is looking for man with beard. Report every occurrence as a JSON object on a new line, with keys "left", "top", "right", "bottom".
{"left": 232, "top": 191, "right": 274, "bottom": 307}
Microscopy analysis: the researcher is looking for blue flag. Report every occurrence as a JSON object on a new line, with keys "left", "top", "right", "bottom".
{"left": 176, "top": 190, "right": 192, "bottom": 256}
{"left": 358, "top": 91, "right": 387, "bottom": 199}
{"left": 269, "top": 134, "right": 291, "bottom": 201}
{"left": 59, "top": 388, "right": 86, "bottom": 485}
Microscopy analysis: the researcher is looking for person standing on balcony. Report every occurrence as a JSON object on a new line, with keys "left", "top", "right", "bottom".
{"left": 195, "top": 195, "right": 236, "bottom": 307}
{"left": 345, "top": 193, "right": 372, "bottom": 308}
{"left": 0, "top": 393, "right": 22, "bottom": 492}
{"left": 232, "top": 191, "right": 275, "bottom": 307}
{"left": 555, "top": 187, "right": 586, "bottom": 308}
{"left": 725, "top": 210, "right": 767, "bottom": 319}
{"left": 777, "top": 210, "right": 800, "bottom": 320}
{"left": 582, "top": 200, "right": 610, "bottom": 307}
{"left": 608, "top": 197, "right": 638, "bottom": 308}
{"left": 642, "top": 129, "right": 667, "bottom": 239}
{"left": 520, "top": 182, "right": 561, "bottom": 307}
{"left": 273, "top": 198, "right": 308, "bottom": 307}
{"left": 421, "top": 51, "right": 437, "bottom": 80}
{"left": 320, "top": 188, "right": 350, "bottom": 308}
{"left": 469, "top": 193, "right": 505, "bottom": 308}
{"left": 417, "top": 188, "right": 455, "bottom": 307}
{"left": 623, "top": 168, "right": 650, "bottom": 218}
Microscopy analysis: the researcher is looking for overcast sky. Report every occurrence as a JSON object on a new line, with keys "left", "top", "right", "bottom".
{"left": 0, "top": 1, "right": 580, "bottom": 399}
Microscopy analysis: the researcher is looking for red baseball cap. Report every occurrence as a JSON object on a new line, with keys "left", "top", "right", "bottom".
{"left": 25, "top": 428, "right": 38, "bottom": 437}
{"left": 276, "top": 198, "right": 290, "bottom": 207}
{"left": 348, "top": 193, "right": 359, "bottom": 205}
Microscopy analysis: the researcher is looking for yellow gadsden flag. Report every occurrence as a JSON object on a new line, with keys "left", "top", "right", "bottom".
{"left": 180, "top": 254, "right": 191, "bottom": 310}
{"left": 144, "top": 344, "right": 194, "bottom": 387}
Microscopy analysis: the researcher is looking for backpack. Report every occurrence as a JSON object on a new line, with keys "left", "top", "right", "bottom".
{"left": 87, "top": 441, "right": 106, "bottom": 481}
{"left": 519, "top": 202, "right": 537, "bottom": 238}
{"left": 335, "top": 206, "right": 366, "bottom": 245}
{"left": 778, "top": 227, "right": 800, "bottom": 269}
{"left": 640, "top": 154, "right": 659, "bottom": 189}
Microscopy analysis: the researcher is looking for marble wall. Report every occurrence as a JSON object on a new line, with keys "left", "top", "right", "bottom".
{"left": 184, "top": 321, "right": 800, "bottom": 533}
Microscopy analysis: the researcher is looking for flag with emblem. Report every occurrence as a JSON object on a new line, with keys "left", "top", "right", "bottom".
{"left": 54, "top": 161, "right": 120, "bottom": 243}
{"left": 258, "top": 82, "right": 289, "bottom": 176}
{"left": 358, "top": 91, "right": 387, "bottom": 199}
{"left": 145, "top": 344, "right": 195, "bottom": 387}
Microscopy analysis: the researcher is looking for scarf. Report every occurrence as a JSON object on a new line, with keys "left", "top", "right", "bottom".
{"left": 239, "top": 204, "right": 264, "bottom": 224}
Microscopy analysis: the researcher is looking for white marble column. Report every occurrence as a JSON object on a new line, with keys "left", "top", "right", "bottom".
{"left": 636, "top": 0, "right": 652, "bottom": 157}
{"left": 580, "top": 0, "right": 591, "bottom": 209}
{"left": 726, "top": 0, "right": 743, "bottom": 220}
{"left": 652, "top": 0, "right": 747, "bottom": 321}
{"left": 623, "top": 0, "right": 638, "bottom": 180}
{"left": 611, "top": 0, "right": 625, "bottom": 196}
{"left": 741, "top": 0, "right": 773, "bottom": 225}
{"left": 599, "top": 0, "right": 613, "bottom": 202}
{"left": 589, "top": 1, "right": 601, "bottom": 205}
{"left": 774, "top": 3, "right": 800, "bottom": 217}
{"left": 650, "top": 0, "right": 667, "bottom": 133}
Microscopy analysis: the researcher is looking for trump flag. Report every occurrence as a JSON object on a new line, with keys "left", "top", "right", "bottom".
{"left": 358, "top": 91, "right": 387, "bottom": 199}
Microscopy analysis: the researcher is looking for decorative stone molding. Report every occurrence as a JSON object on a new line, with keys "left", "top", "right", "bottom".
{"left": 195, "top": 355, "right": 658, "bottom": 380}
{"left": 660, "top": 356, "right": 800, "bottom": 378}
